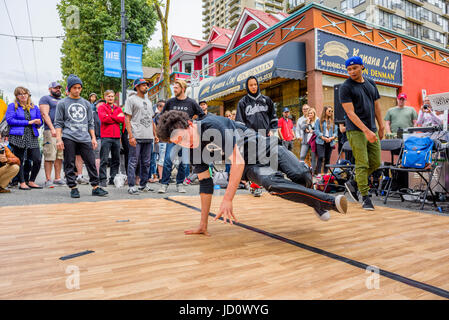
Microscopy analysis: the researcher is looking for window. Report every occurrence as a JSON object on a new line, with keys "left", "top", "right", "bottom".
{"left": 255, "top": 2, "right": 264, "bottom": 10}
{"left": 379, "top": 10, "right": 393, "bottom": 29}
{"left": 240, "top": 20, "right": 259, "bottom": 39}
{"left": 355, "top": 10, "right": 366, "bottom": 20}
{"left": 406, "top": 20, "right": 420, "bottom": 38}
{"left": 171, "top": 43, "right": 179, "bottom": 55}
{"left": 202, "top": 55, "right": 209, "bottom": 76}
{"left": 172, "top": 64, "right": 179, "bottom": 73}
{"left": 405, "top": 1, "right": 421, "bottom": 20}
{"left": 183, "top": 61, "right": 193, "bottom": 74}
{"left": 189, "top": 39, "right": 200, "bottom": 47}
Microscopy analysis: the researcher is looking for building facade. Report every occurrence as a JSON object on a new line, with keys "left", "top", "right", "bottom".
{"left": 199, "top": 2, "right": 449, "bottom": 123}
{"left": 287, "top": 0, "right": 449, "bottom": 49}
{"left": 202, "top": 0, "right": 287, "bottom": 38}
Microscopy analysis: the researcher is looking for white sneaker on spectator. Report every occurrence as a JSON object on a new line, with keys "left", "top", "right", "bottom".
{"left": 158, "top": 184, "right": 169, "bottom": 194}
{"left": 76, "top": 176, "right": 89, "bottom": 185}
{"left": 43, "top": 180, "right": 55, "bottom": 188}
{"left": 128, "top": 186, "right": 139, "bottom": 195}
{"left": 53, "top": 179, "right": 65, "bottom": 186}
{"left": 139, "top": 183, "right": 154, "bottom": 192}
{"left": 176, "top": 184, "right": 187, "bottom": 193}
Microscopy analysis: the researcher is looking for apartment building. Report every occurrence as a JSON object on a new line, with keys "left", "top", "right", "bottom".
{"left": 287, "top": 0, "right": 449, "bottom": 48}
{"left": 202, "top": 0, "right": 286, "bottom": 38}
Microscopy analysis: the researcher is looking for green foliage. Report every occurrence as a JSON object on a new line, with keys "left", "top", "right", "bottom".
{"left": 143, "top": 46, "right": 163, "bottom": 68}
{"left": 57, "top": 0, "right": 158, "bottom": 98}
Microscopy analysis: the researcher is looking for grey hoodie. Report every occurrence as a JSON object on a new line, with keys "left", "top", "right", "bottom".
{"left": 123, "top": 92, "right": 154, "bottom": 140}
{"left": 54, "top": 96, "right": 94, "bottom": 143}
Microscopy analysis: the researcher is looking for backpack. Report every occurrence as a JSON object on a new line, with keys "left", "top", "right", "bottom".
{"left": 401, "top": 136, "right": 434, "bottom": 169}
{"left": 213, "top": 170, "right": 229, "bottom": 188}
{"left": 315, "top": 174, "right": 337, "bottom": 193}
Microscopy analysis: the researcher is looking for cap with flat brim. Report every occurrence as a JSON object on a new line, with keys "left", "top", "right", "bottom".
{"left": 49, "top": 81, "right": 61, "bottom": 88}
{"left": 345, "top": 56, "right": 364, "bottom": 68}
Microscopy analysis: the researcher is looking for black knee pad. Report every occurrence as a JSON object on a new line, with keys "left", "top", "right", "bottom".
{"left": 199, "top": 177, "right": 214, "bottom": 194}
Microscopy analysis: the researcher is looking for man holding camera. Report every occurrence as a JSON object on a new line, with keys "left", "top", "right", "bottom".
{"left": 416, "top": 97, "right": 442, "bottom": 127}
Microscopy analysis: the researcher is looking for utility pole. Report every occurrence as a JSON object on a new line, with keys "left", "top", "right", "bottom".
{"left": 121, "top": 0, "right": 127, "bottom": 105}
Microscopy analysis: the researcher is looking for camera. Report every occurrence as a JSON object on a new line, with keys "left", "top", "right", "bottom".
{"left": 423, "top": 104, "right": 430, "bottom": 110}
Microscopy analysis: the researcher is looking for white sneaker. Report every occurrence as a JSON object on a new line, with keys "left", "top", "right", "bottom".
{"left": 158, "top": 184, "right": 169, "bottom": 194}
{"left": 128, "top": 186, "right": 139, "bottom": 195}
{"left": 43, "top": 180, "right": 55, "bottom": 188}
{"left": 76, "top": 176, "right": 89, "bottom": 185}
{"left": 313, "top": 207, "right": 330, "bottom": 221}
{"left": 253, "top": 188, "right": 262, "bottom": 197}
{"left": 335, "top": 195, "right": 348, "bottom": 214}
{"left": 139, "top": 183, "right": 154, "bottom": 192}
{"left": 176, "top": 184, "right": 187, "bottom": 193}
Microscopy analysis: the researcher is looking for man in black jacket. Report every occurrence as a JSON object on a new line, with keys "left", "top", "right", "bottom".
{"left": 235, "top": 76, "right": 278, "bottom": 196}
{"left": 235, "top": 76, "right": 278, "bottom": 137}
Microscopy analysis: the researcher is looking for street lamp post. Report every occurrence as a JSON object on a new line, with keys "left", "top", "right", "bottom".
{"left": 121, "top": 0, "right": 127, "bottom": 106}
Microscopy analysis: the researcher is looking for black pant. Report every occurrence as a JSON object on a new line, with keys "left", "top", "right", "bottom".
{"left": 121, "top": 129, "right": 129, "bottom": 175}
{"left": 99, "top": 138, "right": 121, "bottom": 183}
{"left": 244, "top": 145, "right": 337, "bottom": 212}
{"left": 282, "top": 140, "right": 293, "bottom": 151}
{"left": 316, "top": 142, "right": 333, "bottom": 174}
{"left": 10, "top": 145, "right": 41, "bottom": 184}
{"left": 63, "top": 138, "right": 99, "bottom": 188}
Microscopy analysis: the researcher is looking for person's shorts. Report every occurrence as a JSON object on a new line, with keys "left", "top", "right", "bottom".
{"left": 157, "top": 142, "right": 167, "bottom": 166}
{"left": 43, "top": 130, "right": 64, "bottom": 161}
{"left": 94, "top": 139, "right": 101, "bottom": 160}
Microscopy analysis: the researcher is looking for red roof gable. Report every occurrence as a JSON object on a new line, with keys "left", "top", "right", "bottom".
{"left": 208, "top": 26, "right": 234, "bottom": 47}
{"left": 245, "top": 7, "right": 289, "bottom": 27}
{"left": 171, "top": 35, "right": 207, "bottom": 54}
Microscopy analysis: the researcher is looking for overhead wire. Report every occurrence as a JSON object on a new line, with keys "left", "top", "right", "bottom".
{"left": 25, "top": 0, "right": 41, "bottom": 97}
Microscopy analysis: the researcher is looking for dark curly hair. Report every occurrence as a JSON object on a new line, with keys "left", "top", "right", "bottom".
{"left": 156, "top": 110, "right": 190, "bottom": 142}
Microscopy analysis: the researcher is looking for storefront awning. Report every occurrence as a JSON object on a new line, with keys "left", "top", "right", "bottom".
{"left": 198, "top": 42, "right": 306, "bottom": 101}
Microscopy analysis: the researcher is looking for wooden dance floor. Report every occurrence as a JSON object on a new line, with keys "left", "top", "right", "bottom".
{"left": 0, "top": 194, "right": 448, "bottom": 300}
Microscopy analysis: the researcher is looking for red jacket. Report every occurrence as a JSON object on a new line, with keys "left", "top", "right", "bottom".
{"left": 97, "top": 102, "right": 125, "bottom": 138}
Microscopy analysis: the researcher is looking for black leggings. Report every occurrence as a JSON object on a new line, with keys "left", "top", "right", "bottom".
{"left": 63, "top": 138, "right": 99, "bottom": 188}
{"left": 244, "top": 145, "right": 337, "bottom": 212}
{"left": 316, "top": 142, "right": 333, "bottom": 174}
{"left": 10, "top": 145, "right": 41, "bottom": 184}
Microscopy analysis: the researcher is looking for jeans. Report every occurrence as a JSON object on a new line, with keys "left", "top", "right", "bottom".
{"left": 9, "top": 145, "right": 41, "bottom": 184}
{"left": 346, "top": 130, "right": 381, "bottom": 196}
{"left": 299, "top": 144, "right": 316, "bottom": 173}
{"left": 128, "top": 141, "right": 153, "bottom": 187}
{"left": 63, "top": 138, "right": 99, "bottom": 188}
{"left": 161, "top": 143, "right": 189, "bottom": 185}
{"left": 99, "top": 137, "right": 121, "bottom": 183}
{"left": 282, "top": 139, "right": 293, "bottom": 151}
{"left": 149, "top": 149, "right": 158, "bottom": 177}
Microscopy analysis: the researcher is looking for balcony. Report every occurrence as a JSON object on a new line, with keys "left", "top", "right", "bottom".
{"left": 229, "top": 9, "right": 241, "bottom": 22}
{"left": 265, "top": 0, "right": 284, "bottom": 10}
{"left": 229, "top": 3, "right": 240, "bottom": 14}
{"left": 287, "top": 0, "right": 305, "bottom": 13}
{"left": 408, "top": 0, "right": 424, "bottom": 6}
{"left": 405, "top": 15, "right": 424, "bottom": 25}
{"left": 228, "top": 0, "right": 239, "bottom": 6}
{"left": 202, "top": 1, "right": 209, "bottom": 9}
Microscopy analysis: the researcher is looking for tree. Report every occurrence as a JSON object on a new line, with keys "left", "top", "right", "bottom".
{"left": 57, "top": 0, "right": 158, "bottom": 98}
{"left": 143, "top": 46, "right": 163, "bottom": 68}
{"left": 147, "top": 0, "right": 171, "bottom": 98}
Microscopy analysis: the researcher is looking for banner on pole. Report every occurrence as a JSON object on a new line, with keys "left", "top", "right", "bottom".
{"left": 104, "top": 41, "right": 143, "bottom": 79}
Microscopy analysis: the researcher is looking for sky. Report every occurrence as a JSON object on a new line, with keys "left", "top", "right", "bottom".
{"left": 0, "top": 0, "right": 203, "bottom": 103}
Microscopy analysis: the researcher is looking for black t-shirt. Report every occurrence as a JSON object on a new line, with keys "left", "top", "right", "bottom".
{"left": 339, "top": 77, "right": 380, "bottom": 132}
{"left": 190, "top": 115, "right": 276, "bottom": 174}
{"left": 162, "top": 96, "right": 205, "bottom": 119}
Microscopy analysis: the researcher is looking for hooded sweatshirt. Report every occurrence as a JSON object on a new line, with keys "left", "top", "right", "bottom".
{"left": 123, "top": 92, "right": 154, "bottom": 140}
{"left": 235, "top": 76, "right": 277, "bottom": 136}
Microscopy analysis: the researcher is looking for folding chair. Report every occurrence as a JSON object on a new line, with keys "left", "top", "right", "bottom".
{"left": 324, "top": 141, "right": 355, "bottom": 193}
{"left": 376, "top": 139, "right": 403, "bottom": 196}
{"left": 383, "top": 139, "right": 446, "bottom": 210}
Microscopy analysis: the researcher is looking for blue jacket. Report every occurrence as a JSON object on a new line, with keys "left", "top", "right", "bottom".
{"left": 5, "top": 102, "right": 42, "bottom": 137}
{"left": 314, "top": 119, "right": 337, "bottom": 147}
